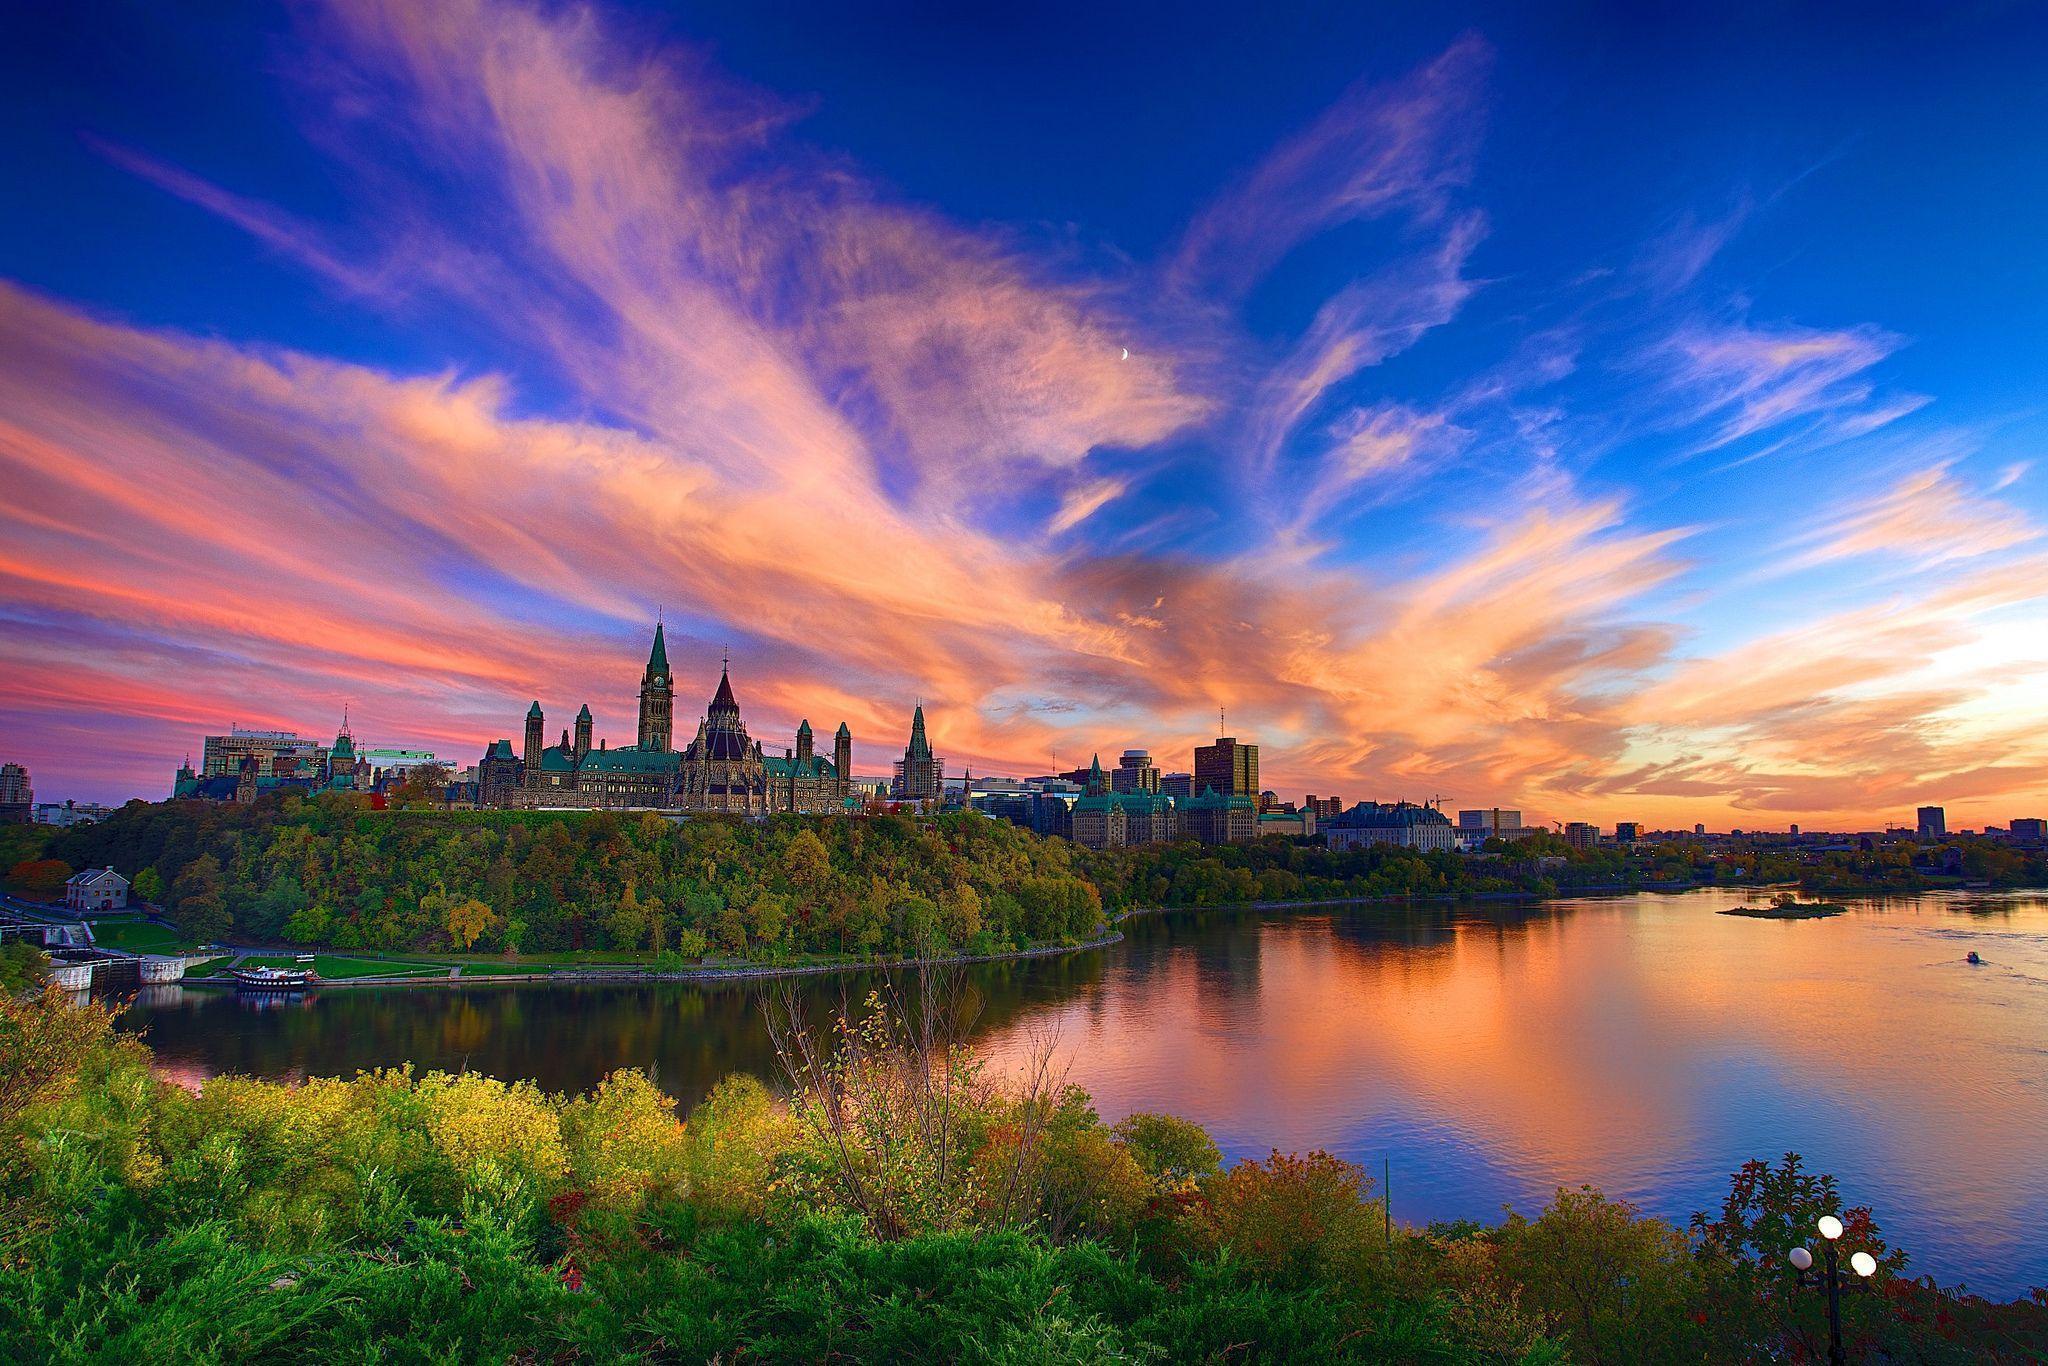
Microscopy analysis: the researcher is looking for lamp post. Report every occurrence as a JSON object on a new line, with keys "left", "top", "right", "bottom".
{"left": 1788, "top": 1213, "right": 1879, "bottom": 1366}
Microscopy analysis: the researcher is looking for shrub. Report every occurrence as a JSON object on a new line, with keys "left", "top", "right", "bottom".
{"left": 1185, "top": 1149, "right": 1387, "bottom": 1289}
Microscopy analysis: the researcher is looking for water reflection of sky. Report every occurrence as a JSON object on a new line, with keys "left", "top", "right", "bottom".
{"left": 124, "top": 889, "right": 2048, "bottom": 1297}
{"left": 968, "top": 889, "right": 2048, "bottom": 1298}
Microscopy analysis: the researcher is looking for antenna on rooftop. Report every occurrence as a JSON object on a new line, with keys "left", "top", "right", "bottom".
{"left": 1219, "top": 706, "right": 1226, "bottom": 737}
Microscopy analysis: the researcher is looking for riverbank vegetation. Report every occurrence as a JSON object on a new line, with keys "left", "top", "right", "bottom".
{"left": 16, "top": 796, "right": 2048, "bottom": 967}
{"left": 1720, "top": 893, "right": 1850, "bottom": 920}
{"left": 1, "top": 985, "right": 2040, "bottom": 1361}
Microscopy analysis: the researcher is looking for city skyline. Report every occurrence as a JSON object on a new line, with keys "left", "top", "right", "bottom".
{"left": 4, "top": 1, "right": 2047, "bottom": 826}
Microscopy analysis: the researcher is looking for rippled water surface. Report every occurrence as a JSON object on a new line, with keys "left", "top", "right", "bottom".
{"left": 123, "top": 888, "right": 2048, "bottom": 1296}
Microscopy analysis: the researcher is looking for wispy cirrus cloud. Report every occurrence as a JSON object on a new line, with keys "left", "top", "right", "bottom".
{"left": 1171, "top": 32, "right": 1490, "bottom": 299}
{"left": 1776, "top": 463, "right": 2041, "bottom": 574}
{"left": 1247, "top": 212, "right": 1485, "bottom": 472}
{"left": 4, "top": 0, "right": 2044, "bottom": 833}
{"left": 1658, "top": 317, "right": 1925, "bottom": 459}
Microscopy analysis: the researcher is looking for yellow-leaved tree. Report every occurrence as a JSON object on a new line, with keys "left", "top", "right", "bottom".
{"left": 446, "top": 897, "right": 497, "bottom": 951}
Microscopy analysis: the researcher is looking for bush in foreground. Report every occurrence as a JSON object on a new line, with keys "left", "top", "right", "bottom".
{"left": 0, "top": 986, "right": 2042, "bottom": 1362}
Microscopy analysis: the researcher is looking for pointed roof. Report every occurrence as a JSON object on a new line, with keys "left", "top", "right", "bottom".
{"left": 527, "top": 701, "right": 543, "bottom": 719}
{"left": 835, "top": 721, "right": 851, "bottom": 737}
{"left": 576, "top": 703, "right": 592, "bottom": 720}
{"left": 645, "top": 621, "right": 669, "bottom": 679}
{"left": 709, "top": 667, "right": 739, "bottom": 715}
{"left": 906, "top": 703, "right": 931, "bottom": 760}
{"left": 797, "top": 718, "right": 812, "bottom": 736}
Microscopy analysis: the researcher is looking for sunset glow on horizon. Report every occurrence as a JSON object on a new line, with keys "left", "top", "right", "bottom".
{"left": 4, "top": 0, "right": 2046, "bottom": 827}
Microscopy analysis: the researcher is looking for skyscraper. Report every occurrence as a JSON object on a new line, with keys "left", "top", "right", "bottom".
{"left": 1917, "top": 805, "right": 1947, "bottom": 840}
{"left": 1193, "top": 736, "right": 1258, "bottom": 797}
{"left": 0, "top": 761, "right": 30, "bottom": 824}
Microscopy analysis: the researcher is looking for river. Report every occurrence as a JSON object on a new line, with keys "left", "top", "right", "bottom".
{"left": 120, "top": 886, "right": 2048, "bottom": 1297}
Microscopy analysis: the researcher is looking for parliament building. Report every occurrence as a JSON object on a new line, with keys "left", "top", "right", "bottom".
{"left": 489, "top": 623, "right": 856, "bottom": 815}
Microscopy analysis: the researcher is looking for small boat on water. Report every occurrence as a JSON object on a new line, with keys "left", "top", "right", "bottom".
{"left": 1966, "top": 951, "right": 1983, "bottom": 966}
{"left": 232, "top": 964, "right": 316, "bottom": 992}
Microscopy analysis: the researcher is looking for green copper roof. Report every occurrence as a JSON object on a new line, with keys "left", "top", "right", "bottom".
{"left": 1184, "top": 787, "right": 1254, "bottom": 811}
{"left": 527, "top": 701, "right": 543, "bottom": 720}
{"left": 797, "top": 719, "right": 812, "bottom": 736}
{"left": 540, "top": 745, "right": 679, "bottom": 774}
{"left": 763, "top": 754, "right": 837, "bottom": 780}
{"left": 576, "top": 703, "right": 592, "bottom": 719}
{"left": 645, "top": 621, "right": 669, "bottom": 679}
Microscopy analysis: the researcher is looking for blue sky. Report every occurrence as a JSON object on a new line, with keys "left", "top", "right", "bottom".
{"left": 2, "top": 0, "right": 2044, "bottom": 826}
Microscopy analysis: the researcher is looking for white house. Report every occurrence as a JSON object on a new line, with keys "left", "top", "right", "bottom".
{"left": 64, "top": 866, "right": 129, "bottom": 911}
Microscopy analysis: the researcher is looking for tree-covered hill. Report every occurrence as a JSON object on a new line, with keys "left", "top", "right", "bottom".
{"left": 45, "top": 796, "right": 1103, "bottom": 960}
{"left": 34, "top": 793, "right": 2043, "bottom": 963}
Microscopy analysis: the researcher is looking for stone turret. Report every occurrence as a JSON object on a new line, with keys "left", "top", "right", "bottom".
{"left": 796, "top": 719, "right": 814, "bottom": 767}
{"left": 524, "top": 701, "right": 544, "bottom": 780}
{"left": 637, "top": 621, "right": 674, "bottom": 752}
{"left": 574, "top": 704, "right": 593, "bottom": 759}
{"left": 834, "top": 722, "right": 853, "bottom": 799}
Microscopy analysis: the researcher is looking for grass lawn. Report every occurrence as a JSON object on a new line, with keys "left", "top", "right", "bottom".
{"left": 233, "top": 954, "right": 448, "bottom": 980}
{"left": 400, "top": 948, "right": 659, "bottom": 967}
{"left": 88, "top": 918, "right": 189, "bottom": 954}
{"left": 185, "top": 956, "right": 237, "bottom": 977}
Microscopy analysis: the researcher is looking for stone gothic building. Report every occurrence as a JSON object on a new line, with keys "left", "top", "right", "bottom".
{"left": 494, "top": 622, "right": 854, "bottom": 815}
{"left": 892, "top": 703, "right": 943, "bottom": 801}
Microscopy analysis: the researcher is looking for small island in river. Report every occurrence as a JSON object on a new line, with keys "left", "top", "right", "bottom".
{"left": 1720, "top": 892, "right": 1849, "bottom": 920}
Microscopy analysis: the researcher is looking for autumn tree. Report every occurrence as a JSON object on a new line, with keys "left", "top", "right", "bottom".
{"left": 446, "top": 897, "right": 498, "bottom": 951}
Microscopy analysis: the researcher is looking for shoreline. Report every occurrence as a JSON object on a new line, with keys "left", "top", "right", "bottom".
{"left": 162, "top": 878, "right": 2025, "bottom": 993}
{"left": 187, "top": 927, "right": 1130, "bottom": 991}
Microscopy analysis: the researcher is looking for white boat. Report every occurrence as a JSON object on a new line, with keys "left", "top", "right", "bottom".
{"left": 231, "top": 964, "right": 315, "bottom": 992}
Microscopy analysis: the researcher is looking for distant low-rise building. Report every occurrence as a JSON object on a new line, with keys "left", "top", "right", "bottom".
{"left": 1325, "top": 801, "right": 1456, "bottom": 852}
{"left": 64, "top": 867, "right": 129, "bottom": 912}
{"left": 1614, "top": 821, "right": 1642, "bottom": 843}
{"left": 1564, "top": 821, "right": 1599, "bottom": 849}
{"left": 2010, "top": 817, "right": 2046, "bottom": 841}
{"left": 33, "top": 800, "right": 118, "bottom": 828}
{"left": 1457, "top": 808, "right": 1523, "bottom": 834}
{"left": 1257, "top": 809, "right": 1317, "bottom": 839}
{"left": 1183, "top": 787, "right": 1257, "bottom": 844}
{"left": 1159, "top": 772, "right": 1195, "bottom": 802}
{"left": 202, "top": 727, "right": 327, "bottom": 779}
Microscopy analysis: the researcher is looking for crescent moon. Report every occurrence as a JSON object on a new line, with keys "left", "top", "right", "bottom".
{"left": 1120, "top": 347, "right": 1130, "bottom": 361}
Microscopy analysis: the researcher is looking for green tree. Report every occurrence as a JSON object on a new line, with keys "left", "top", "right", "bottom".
{"left": 131, "top": 865, "right": 165, "bottom": 904}
{"left": 169, "top": 854, "right": 231, "bottom": 943}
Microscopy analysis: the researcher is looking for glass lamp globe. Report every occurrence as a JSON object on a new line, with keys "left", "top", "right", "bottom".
{"left": 1817, "top": 1215, "right": 1844, "bottom": 1241}
{"left": 1850, "top": 1251, "right": 1878, "bottom": 1278}
{"left": 1788, "top": 1247, "right": 1813, "bottom": 1271}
